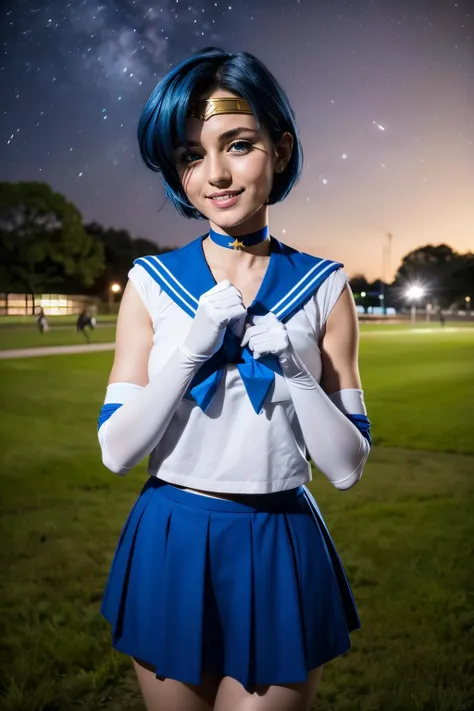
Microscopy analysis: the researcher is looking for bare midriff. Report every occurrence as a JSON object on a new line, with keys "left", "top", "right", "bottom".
{"left": 172, "top": 483, "right": 256, "bottom": 502}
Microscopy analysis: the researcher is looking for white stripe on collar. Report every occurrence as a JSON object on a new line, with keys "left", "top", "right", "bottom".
{"left": 138, "top": 256, "right": 198, "bottom": 315}
{"left": 272, "top": 260, "right": 336, "bottom": 319}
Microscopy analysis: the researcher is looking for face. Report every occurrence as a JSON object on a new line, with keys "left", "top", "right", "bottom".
{"left": 172, "top": 89, "right": 293, "bottom": 235}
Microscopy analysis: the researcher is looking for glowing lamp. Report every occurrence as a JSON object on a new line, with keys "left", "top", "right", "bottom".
{"left": 406, "top": 286, "right": 424, "bottom": 300}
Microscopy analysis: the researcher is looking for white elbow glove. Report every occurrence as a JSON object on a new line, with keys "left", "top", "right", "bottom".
{"left": 241, "top": 312, "right": 371, "bottom": 490}
{"left": 97, "top": 349, "right": 201, "bottom": 476}
{"left": 97, "top": 280, "right": 246, "bottom": 475}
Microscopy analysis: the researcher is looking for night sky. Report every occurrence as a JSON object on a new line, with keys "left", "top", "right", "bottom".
{"left": 1, "top": 0, "right": 472, "bottom": 282}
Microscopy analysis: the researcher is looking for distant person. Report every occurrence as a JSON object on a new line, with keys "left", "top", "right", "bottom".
{"left": 36, "top": 307, "right": 49, "bottom": 334}
{"left": 437, "top": 306, "right": 445, "bottom": 327}
{"left": 76, "top": 309, "right": 94, "bottom": 343}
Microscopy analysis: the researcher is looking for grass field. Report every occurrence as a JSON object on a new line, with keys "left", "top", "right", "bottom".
{"left": 0, "top": 314, "right": 473, "bottom": 350}
{"left": 0, "top": 327, "right": 473, "bottom": 710}
{"left": 0, "top": 323, "right": 116, "bottom": 351}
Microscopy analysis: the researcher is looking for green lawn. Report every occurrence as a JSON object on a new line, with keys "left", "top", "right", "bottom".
{"left": 0, "top": 315, "right": 117, "bottom": 350}
{"left": 0, "top": 325, "right": 117, "bottom": 350}
{"left": 359, "top": 327, "right": 474, "bottom": 454}
{"left": 0, "top": 315, "right": 117, "bottom": 328}
{"left": 0, "top": 330, "right": 473, "bottom": 710}
{"left": 0, "top": 316, "right": 472, "bottom": 351}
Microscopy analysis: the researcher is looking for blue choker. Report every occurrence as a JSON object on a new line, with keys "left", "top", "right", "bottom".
{"left": 209, "top": 225, "right": 269, "bottom": 250}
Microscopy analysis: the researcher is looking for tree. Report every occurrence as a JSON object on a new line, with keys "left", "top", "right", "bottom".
{"left": 447, "top": 252, "right": 474, "bottom": 309}
{"left": 83, "top": 222, "right": 173, "bottom": 299}
{"left": 133, "top": 237, "right": 167, "bottom": 258}
{"left": 348, "top": 274, "right": 371, "bottom": 297}
{"left": 348, "top": 274, "right": 390, "bottom": 310}
{"left": 0, "top": 182, "right": 105, "bottom": 298}
{"left": 391, "top": 244, "right": 473, "bottom": 308}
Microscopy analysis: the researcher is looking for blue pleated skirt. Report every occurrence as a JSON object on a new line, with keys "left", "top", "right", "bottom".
{"left": 101, "top": 477, "right": 361, "bottom": 688}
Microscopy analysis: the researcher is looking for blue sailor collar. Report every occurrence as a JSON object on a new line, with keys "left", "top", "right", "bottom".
{"left": 135, "top": 233, "right": 343, "bottom": 414}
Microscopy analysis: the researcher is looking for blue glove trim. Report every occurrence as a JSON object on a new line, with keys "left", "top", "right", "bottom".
{"left": 346, "top": 413, "right": 372, "bottom": 445}
{"left": 98, "top": 403, "right": 123, "bottom": 430}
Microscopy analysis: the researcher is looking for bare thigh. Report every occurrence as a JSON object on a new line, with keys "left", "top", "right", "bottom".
{"left": 133, "top": 658, "right": 221, "bottom": 711}
{"left": 213, "top": 665, "right": 324, "bottom": 711}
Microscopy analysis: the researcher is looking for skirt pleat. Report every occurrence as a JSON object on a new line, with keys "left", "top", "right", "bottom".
{"left": 250, "top": 511, "right": 308, "bottom": 683}
{"left": 284, "top": 498, "right": 357, "bottom": 671}
{"left": 116, "top": 491, "right": 172, "bottom": 667}
{"left": 301, "top": 487, "right": 361, "bottom": 632}
{"left": 101, "top": 477, "right": 361, "bottom": 689}
{"left": 158, "top": 503, "right": 209, "bottom": 681}
{"left": 101, "top": 482, "right": 156, "bottom": 640}
{"left": 203, "top": 509, "right": 254, "bottom": 682}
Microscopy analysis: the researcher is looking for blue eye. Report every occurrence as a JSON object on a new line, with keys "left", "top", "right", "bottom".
{"left": 180, "top": 152, "right": 201, "bottom": 164}
{"left": 178, "top": 140, "right": 253, "bottom": 165}
{"left": 230, "top": 140, "right": 253, "bottom": 153}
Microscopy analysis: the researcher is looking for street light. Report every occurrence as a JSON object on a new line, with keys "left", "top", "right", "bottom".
{"left": 406, "top": 285, "right": 425, "bottom": 327}
{"left": 108, "top": 282, "right": 122, "bottom": 312}
{"left": 382, "top": 232, "right": 393, "bottom": 315}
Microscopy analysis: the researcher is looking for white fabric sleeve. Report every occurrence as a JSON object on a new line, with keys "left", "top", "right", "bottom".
{"left": 127, "top": 264, "right": 169, "bottom": 328}
{"left": 327, "top": 388, "right": 368, "bottom": 415}
{"left": 315, "top": 268, "right": 350, "bottom": 335}
{"left": 97, "top": 345, "right": 208, "bottom": 476}
{"left": 103, "top": 382, "right": 145, "bottom": 405}
{"left": 278, "top": 348, "right": 370, "bottom": 490}
{"left": 127, "top": 264, "right": 155, "bottom": 312}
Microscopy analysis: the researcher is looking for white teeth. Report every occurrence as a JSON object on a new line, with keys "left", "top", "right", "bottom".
{"left": 211, "top": 192, "right": 239, "bottom": 200}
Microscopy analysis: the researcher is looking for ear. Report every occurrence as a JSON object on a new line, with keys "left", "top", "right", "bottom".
{"left": 273, "top": 132, "right": 294, "bottom": 172}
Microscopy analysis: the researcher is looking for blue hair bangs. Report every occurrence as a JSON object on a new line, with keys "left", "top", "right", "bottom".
{"left": 137, "top": 47, "right": 304, "bottom": 219}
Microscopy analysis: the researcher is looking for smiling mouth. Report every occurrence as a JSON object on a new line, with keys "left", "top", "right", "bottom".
{"left": 207, "top": 190, "right": 243, "bottom": 201}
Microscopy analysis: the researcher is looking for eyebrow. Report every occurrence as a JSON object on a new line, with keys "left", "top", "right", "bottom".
{"left": 174, "top": 127, "right": 260, "bottom": 150}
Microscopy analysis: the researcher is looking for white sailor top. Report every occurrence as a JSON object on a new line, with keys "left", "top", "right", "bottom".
{"left": 125, "top": 233, "right": 350, "bottom": 494}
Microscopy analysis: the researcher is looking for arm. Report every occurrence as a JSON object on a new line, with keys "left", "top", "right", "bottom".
{"left": 98, "top": 277, "right": 246, "bottom": 475}
{"left": 242, "top": 285, "right": 371, "bottom": 490}
{"left": 97, "top": 279, "right": 205, "bottom": 475}
{"left": 282, "top": 284, "right": 370, "bottom": 489}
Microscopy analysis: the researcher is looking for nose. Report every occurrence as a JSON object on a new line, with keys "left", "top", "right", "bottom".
{"left": 206, "top": 151, "right": 232, "bottom": 187}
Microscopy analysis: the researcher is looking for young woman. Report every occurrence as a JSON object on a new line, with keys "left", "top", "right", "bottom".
{"left": 98, "top": 47, "right": 371, "bottom": 711}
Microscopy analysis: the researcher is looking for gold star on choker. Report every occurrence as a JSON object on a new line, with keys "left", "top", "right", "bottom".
{"left": 230, "top": 238, "right": 245, "bottom": 250}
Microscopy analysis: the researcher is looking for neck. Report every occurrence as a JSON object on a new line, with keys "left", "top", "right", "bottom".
{"left": 203, "top": 231, "right": 272, "bottom": 267}
{"left": 208, "top": 204, "right": 269, "bottom": 241}
{"left": 206, "top": 212, "right": 272, "bottom": 262}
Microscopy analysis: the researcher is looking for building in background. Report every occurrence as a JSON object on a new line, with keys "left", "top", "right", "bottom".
{"left": 0, "top": 293, "right": 101, "bottom": 316}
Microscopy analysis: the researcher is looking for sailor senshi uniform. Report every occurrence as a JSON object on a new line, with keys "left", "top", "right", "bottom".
{"left": 135, "top": 233, "right": 344, "bottom": 413}
{"left": 100, "top": 233, "right": 362, "bottom": 687}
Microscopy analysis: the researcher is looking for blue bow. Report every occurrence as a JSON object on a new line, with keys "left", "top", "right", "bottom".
{"left": 187, "top": 329, "right": 282, "bottom": 414}
{"left": 134, "top": 234, "right": 344, "bottom": 415}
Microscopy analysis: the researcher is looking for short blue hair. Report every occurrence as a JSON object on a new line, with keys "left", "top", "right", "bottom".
{"left": 137, "top": 47, "right": 304, "bottom": 219}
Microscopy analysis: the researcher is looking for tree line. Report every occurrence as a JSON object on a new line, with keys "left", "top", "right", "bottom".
{"left": 0, "top": 181, "right": 472, "bottom": 309}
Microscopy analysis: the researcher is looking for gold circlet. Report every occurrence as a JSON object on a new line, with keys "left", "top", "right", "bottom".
{"left": 188, "top": 97, "right": 253, "bottom": 121}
